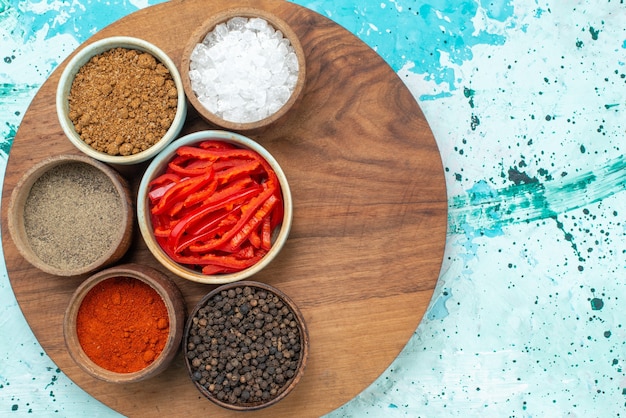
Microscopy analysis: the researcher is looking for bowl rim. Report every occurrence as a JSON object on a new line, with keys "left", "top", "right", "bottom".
{"left": 180, "top": 7, "right": 306, "bottom": 131}
{"left": 7, "top": 154, "right": 133, "bottom": 276}
{"left": 182, "top": 280, "right": 309, "bottom": 410}
{"left": 63, "top": 263, "right": 186, "bottom": 383}
{"left": 56, "top": 35, "right": 188, "bottom": 165}
{"left": 137, "top": 130, "right": 293, "bottom": 284}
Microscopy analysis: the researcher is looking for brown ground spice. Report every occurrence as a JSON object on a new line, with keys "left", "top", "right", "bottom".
{"left": 23, "top": 162, "right": 123, "bottom": 270}
{"left": 68, "top": 47, "right": 178, "bottom": 156}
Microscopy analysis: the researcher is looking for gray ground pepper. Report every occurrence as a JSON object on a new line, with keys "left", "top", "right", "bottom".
{"left": 186, "top": 285, "right": 303, "bottom": 407}
{"left": 23, "top": 162, "right": 123, "bottom": 270}
{"left": 68, "top": 47, "right": 178, "bottom": 156}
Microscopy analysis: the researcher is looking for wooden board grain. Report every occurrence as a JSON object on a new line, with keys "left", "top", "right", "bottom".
{"left": 1, "top": 0, "right": 448, "bottom": 416}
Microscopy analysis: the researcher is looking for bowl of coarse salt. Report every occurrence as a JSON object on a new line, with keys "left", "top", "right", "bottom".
{"left": 181, "top": 8, "right": 306, "bottom": 131}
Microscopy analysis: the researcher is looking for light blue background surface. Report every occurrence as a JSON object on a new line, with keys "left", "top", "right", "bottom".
{"left": 1, "top": 0, "right": 625, "bottom": 416}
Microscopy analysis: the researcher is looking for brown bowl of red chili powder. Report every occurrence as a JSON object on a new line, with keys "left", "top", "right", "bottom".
{"left": 63, "top": 263, "right": 186, "bottom": 383}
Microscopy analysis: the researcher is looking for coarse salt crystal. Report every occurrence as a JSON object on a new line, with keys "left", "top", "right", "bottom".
{"left": 189, "top": 16, "right": 299, "bottom": 123}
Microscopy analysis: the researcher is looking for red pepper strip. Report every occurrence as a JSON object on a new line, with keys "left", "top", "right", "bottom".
{"left": 249, "top": 227, "right": 262, "bottom": 249}
{"left": 151, "top": 170, "right": 214, "bottom": 216}
{"left": 148, "top": 181, "right": 177, "bottom": 202}
{"left": 188, "top": 210, "right": 240, "bottom": 237}
{"left": 163, "top": 248, "right": 265, "bottom": 271}
{"left": 149, "top": 172, "right": 182, "bottom": 188}
{"left": 168, "top": 200, "right": 186, "bottom": 217}
{"left": 167, "top": 186, "right": 262, "bottom": 252}
{"left": 197, "top": 252, "right": 265, "bottom": 274}
{"left": 261, "top": 215, "right": 272, "bottom": 251}
{"left": 235, "top": 244, "right": 255, "bottom": 259}
{"left": 176, "top": 147, "right": 261, "bottom": 162}
{"left": 226, "top": 194, "right": 278, "bottom": 251}
{"left": 269, "top": 190, "right": 284, "bottom": 231}
{"left": 153, "top": 224, "right": 172, "bottom": 238}
{"left": 182, "top": 179, "right": 219, "bottom": 208}
{"left": 168, "top": 160, "right": 214, "bottom": 176}
{"left": 214, "top": 160, "right": 262, "bottom": 185}
{"left": 199, "top": 140, "right": 237, "bottom": 150}
{"left": 188, "top": 185, "right": 275, "bottom": 253}
{"left": 211, "top": 159, "right": 239, "bottom": 172}
{"left": 173, "top": 205, "right": 242, "bottom": 253}
{"left": 199, "top": 178, "right": 259, "bottom": 209}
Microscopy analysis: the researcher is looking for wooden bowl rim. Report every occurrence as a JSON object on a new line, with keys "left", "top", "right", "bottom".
{"left": 180, "top": 7, "right": 307, "bottom": 131}
{"left": 183, "top": 280, "right": 309, "bottom": 411}
{"left": 62, "top": 263, "right": 186, "bottom": 383}
{"left": 7, "top": 154, "right": 133, "bottom": 276}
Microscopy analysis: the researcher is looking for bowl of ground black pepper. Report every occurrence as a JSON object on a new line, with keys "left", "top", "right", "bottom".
{"left": 56, "top": 36, "right": 187, "bottom": 165}
{"left": 184, "top": 281, "right": 309, "bottom": 410}
{"left": 7, "top": 154, "right": 133, "bottom": 277}
{"left": 63, "top": 263, "right": 186, "bottom": 383}
{"left": 181, "top": 8, "right": 306, "bottom": 132}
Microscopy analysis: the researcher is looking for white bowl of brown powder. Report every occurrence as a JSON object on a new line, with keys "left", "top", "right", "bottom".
{"left": 7, "top": 154, "right": 134, "bottom": 276}
{"left": 56, "top": 36, "right": 187, "bottom": 165}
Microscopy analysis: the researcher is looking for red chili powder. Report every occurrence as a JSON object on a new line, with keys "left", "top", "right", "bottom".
{"left": 76, "top": 276, "right": 170, "bottom": 373}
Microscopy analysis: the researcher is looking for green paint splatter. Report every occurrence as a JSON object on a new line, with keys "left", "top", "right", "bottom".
{"left": 589, "top": 26, "right": 600, "bottom": 40}
{"left": 604, "top": 103, "right": 619, "bottom": 109}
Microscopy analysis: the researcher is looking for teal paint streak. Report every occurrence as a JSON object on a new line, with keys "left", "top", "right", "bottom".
{"left": 448, "top": 155, "right": 626, "bottom": 234}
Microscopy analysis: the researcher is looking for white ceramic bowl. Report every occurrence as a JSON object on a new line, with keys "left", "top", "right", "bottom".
{"left": 137, "top": 130, "right": 293, "bottom": 284}
{"left": 56, "top": 36, "right": 187, "bottom": 165}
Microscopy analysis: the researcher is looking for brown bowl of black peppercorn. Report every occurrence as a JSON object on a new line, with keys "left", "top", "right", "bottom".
{"left": 183, "top": 281, "right": 309, "bottom": 411}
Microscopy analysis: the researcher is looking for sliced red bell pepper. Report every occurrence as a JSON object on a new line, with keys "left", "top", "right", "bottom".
{"left": 227, "top": 194, "right": 278, "bottom": 251}
{"left": 198, "top": 140, "right": 237, "bottom": 150}
{"left": 151, "top": 169, "right": 214, "bottom": 216}
{"left": 167, "top": 186, "right": 262, "bottom": 252}
{"left": 147, "top": 139, "right": 284, "bottom": 276}
{"left": 188, "top": 184, "right": 275, "bottom": 253}
{"left": 261, "top": 215, "right": 272, "bottom": 251}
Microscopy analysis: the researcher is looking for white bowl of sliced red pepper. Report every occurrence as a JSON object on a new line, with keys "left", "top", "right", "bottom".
{"left": 137, "top": 130, "right": 292, "bottom": 284}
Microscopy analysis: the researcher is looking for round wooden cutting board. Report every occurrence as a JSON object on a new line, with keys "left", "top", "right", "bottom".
{"left": 1, "top": 0, "right": 448, "bottom": 416}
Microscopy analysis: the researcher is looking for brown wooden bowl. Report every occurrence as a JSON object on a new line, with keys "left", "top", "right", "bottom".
{"left": 180, "top": 7, "right": 306, "bottom": 132}
{"left": 7, "top": 154, "right": 133, "bottom": 276}
{"left": 183, "top": 281, "right": 309, "bottom": 411}
{"left": 63, "top": 263, "right": 186, "bottom": 383}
